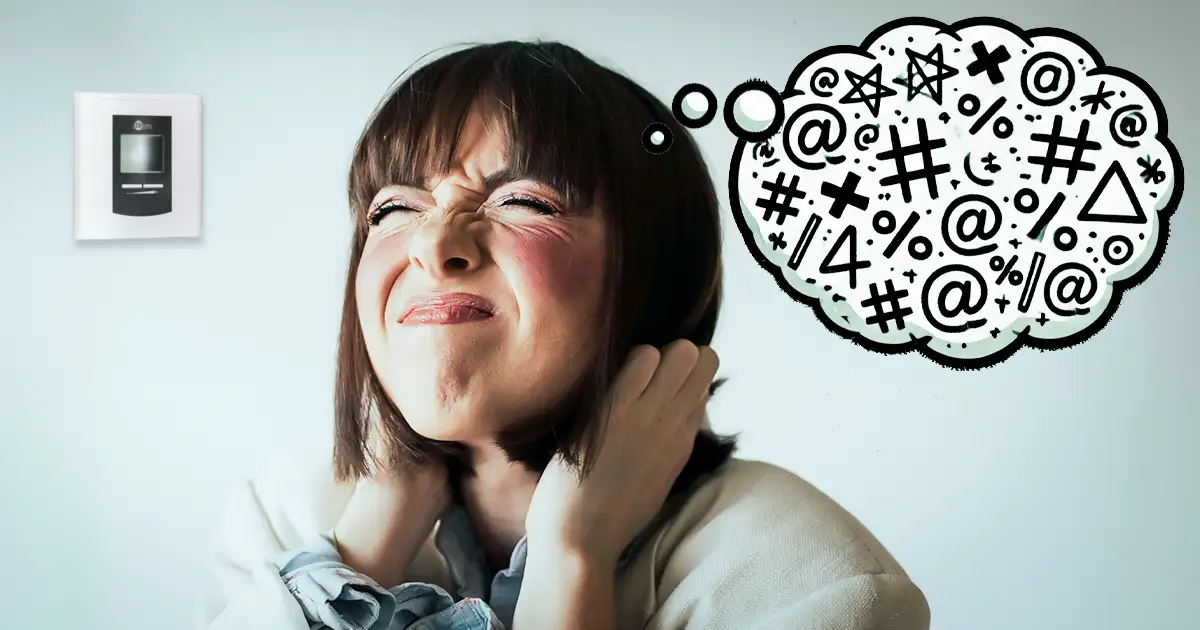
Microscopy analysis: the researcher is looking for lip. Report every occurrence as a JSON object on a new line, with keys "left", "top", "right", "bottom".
{"left": 398, "top": 292, "right": 497, "bottom": 325}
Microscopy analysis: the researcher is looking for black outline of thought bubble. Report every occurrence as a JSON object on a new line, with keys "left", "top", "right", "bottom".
{"left": 727, "top": 15, "right": 1185, "bottom": 370}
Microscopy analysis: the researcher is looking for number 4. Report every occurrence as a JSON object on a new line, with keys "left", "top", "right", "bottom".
{"left": 819, "top": 225, "right": 872, "bottom": 289}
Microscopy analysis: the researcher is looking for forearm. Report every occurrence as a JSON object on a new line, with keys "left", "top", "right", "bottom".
{"left": 333, "top": 479, "right": 439, "bottom": 588}
{"left": 512, "top": 544, "right": 617, "bottom": 630}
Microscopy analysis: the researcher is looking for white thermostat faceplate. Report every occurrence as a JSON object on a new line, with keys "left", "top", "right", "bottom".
{"left": 74, "top": 92, "right": 203, "bottom": 240}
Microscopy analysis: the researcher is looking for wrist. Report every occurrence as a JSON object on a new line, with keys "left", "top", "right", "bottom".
{"left": 526, "top": 540, "right": 619, "bottom": 578}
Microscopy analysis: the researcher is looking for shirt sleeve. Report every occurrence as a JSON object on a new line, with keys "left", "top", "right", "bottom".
{"left": 195, "top": 478, "right": 504, "bottom": 630}
{"left": 274, "top": 533, "right": 504, "bottom": 630}
{"left": 642, "top": 466, "right": 931, "bottom": 630}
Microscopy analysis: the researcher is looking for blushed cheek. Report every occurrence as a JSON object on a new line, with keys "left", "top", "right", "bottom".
{"left": 356, "top": 235, "right": 413, "bottom": 322}
{"left": 506, "top": 233, "right": 605, "bottom": 306}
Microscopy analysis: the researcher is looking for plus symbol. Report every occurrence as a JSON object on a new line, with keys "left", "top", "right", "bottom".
{"left": 819, "top": 171, "right": 869, "bottom": 219}
{"left": 966, "top": 41, "right": 1012, "bottom": 84}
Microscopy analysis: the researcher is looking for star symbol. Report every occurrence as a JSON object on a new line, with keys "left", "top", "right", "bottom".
{"left": 769, "top": 232, "right": 787, "bottom": 251}
{"left": 839, "top": 63, "right": 898, "bottom": 118}
{"left": 1079, "top": 80, "right": 1115, "bottom": 115}
{"left": 995, "top": 295, "right": 1010, "bottom": 313}
{"left": 893, "top": 43, "right": 959, "bottom": 105}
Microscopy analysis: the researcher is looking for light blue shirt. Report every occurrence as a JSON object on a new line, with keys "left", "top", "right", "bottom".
{"left": 272, "top": 501, "right": 664, "bottom": 630}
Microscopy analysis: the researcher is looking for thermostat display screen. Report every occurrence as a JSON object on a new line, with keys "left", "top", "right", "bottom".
{"left": 119, "top": 134, "right": 164, "bottom": 174}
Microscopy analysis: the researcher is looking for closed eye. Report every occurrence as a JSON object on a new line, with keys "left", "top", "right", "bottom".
{"left": 367, "top": 201, "right": 418, "bottom": 226}
{"left": 497, "top": 195, "right": 560, "bottom": 216}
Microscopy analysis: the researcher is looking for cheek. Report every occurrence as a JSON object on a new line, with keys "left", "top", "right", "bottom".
{"left": 355, "top": 234, "right": 413, "bottom": 322}
{"left": 501, "top": 229, "right": 605, "bottom": 307}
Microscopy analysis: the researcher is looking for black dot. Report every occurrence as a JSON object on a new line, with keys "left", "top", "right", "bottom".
{"left": 1016, "top": 103, "right": 1023, "bottom": 110}
{"left": 908, "top": 36, "right": 914, "bottom": 42}
{"left": 1070, "top": 105, "right": 1077, "bottom": 111}
{"left": 752, "top": 172, "right": 758, "bottom": 178}
{"left": 1016, "top": 157, "right": 1022, "bottom": 162}
{"left": 867, "top": 239, "right": 874, "bottom": 245}
{"left": 954, "top": 48, "right": 960, "bottom": 53}
{"left": 1120, "top": 91, "right": 1127, "bottom": 97}
{"left": 1089, "top": 231, "right": 1097, "bottom": 238}
{"left": 1138, "top": 233, "right": 1145, "bottom": 240}
{"left": 1011, "top": 223, "right": 1017, "bottom": 229}
{"left": 938, "top": 252, "right": 944, "bottom": 257}
{"left": 1100, "top": 268, "right": 1106, "bottom": 273}
{"left": 855, "top": 112, "right": 861, "bottom": 119}
{"left": 854, "top": 158, "right": 860, "bottom": 163}
{"left": 902, "top": 117, "right": 909, "bottom": 124}
{"left": 1093, "top": 257, "right": 1099, "bottom": 263}
{"left": 1010, "top": 147, "right": 1018, "bottom": 154}
{"left": 961, "top": 343, "right": 967, "bottom": 348}
{"left": 809, "top": 199, "right": 814, "bottom": 205}
{"left": 1022, "top": 49, "right": 1028, "bottom": 54}
{"left": 1086, "top": 246, "right": 1093, "bottom": 253}
{"left": 1035, "top": 114, "right": 1042, "bottom": 120}
{"left": 925, "top": 209, "right": 932, "bottom": 214}
{"left": 888, "top": 49, "right": 895, "bottom": 56}
{"left": 1003, "top": 197, "right": 1010, "bottom": 202}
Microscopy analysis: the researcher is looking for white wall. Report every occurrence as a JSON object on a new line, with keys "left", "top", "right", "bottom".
{"left": 2, "top": 0, "right": 1197, "bottom": 628}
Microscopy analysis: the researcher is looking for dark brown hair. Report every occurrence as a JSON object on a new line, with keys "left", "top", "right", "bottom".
{"left": 333, "top": 41, "right": 736, "bottom": 490}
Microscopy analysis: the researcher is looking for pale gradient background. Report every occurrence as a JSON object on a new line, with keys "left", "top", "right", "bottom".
{"left": 1, "top": 1, "right": 1196, "bottom": 629}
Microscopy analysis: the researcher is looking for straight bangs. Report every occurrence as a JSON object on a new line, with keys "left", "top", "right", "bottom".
{"left": 347, "top": 42, "right": 632, "bottom": 221}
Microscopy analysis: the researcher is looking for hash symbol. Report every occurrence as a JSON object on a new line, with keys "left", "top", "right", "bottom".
{"left": 1028, "top": 115, "right": 1101, "bottom": 185}
{"left": 876, "top": 119, "right": 951, "bottom": 203}
{"left": 755, "top": 172, "right": 806, "bottom": 225}
{"left": 861, "top": 279, "right": 913, "bottom": 333}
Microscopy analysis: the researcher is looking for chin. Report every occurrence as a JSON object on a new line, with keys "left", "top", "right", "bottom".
{"left": 397, "top": 403, "right": 494, "bottom": 443}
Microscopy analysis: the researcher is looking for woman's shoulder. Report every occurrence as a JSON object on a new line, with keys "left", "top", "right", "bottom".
{"left": 667, "top": 458, "right": 910, "bottom": 574}
{"left": 627, "top": 458, "right": 929, "bottom": 628}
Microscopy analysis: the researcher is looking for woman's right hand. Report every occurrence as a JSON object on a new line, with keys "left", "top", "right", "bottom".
{"left": 332, "top": 456, "right": 452, "bottom": 589}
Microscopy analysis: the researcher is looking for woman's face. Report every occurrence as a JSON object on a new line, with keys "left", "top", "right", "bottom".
{"left": 356, "top": 112, "right": 608, "bottom": 443}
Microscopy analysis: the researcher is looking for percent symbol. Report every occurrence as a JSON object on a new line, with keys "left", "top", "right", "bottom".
{"left": 958, "top": 94, "right": 1013, "bottom": 139}
{"left": 989, "top": 254, "right": 1024, "bottom": 285}
{"left": 871, "top": 209, "right": 933, "bottom": 260}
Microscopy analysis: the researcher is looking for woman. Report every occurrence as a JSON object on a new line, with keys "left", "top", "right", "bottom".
{"left": 198, "top": 41, "right": 930, "bottom": 630}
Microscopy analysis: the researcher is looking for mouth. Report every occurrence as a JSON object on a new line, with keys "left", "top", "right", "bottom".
{"left": 398, "top": 292, "right": 497, "bottom": 326}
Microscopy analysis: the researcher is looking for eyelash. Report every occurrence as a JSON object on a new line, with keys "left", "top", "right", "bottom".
{"left": 367, "top": 195, "right": 559, "bottom": 226}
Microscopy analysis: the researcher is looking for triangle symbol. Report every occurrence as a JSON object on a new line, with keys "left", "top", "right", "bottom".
{"left": 1077, "top": 160, "right": 1147, "bottom": 224}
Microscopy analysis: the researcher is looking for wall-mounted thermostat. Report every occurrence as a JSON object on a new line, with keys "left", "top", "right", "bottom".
{"left": 74, "top": 93, "right": 203, "bottom": 240}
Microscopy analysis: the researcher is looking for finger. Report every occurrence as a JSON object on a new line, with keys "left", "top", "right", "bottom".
{"left": 665, "top": 346, "right": 719, "bottom": 423}
{"left": 609, "top": 345, "right": 661, "bottom": 407}
{"left": 638, "top": 340, "right": 700, "bottom": 409}
{"left": 685, "top": 389, "right": 711, "bottom": 431}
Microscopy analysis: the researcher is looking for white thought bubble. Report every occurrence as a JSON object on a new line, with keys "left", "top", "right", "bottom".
{"left": 687, "top": 17, "right": 1184, "bottom": 368}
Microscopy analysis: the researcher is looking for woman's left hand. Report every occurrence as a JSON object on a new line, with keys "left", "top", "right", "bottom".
{"left": 524, "top": 340, "right": 719, "bottom": 568}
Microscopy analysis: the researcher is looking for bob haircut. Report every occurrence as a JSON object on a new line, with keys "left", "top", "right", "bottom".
{"left": 333, "top": 40, "right": 737, "bottom": 489}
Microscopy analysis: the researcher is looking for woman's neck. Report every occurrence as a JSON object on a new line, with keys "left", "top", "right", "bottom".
{"left": 457, "top": 443, "right": 540, "bottom": 571}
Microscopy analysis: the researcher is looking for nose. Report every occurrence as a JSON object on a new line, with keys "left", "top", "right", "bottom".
{"left": 407, "top": 209, "right": 482, "bottom": 278}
